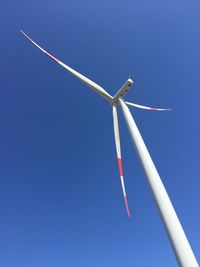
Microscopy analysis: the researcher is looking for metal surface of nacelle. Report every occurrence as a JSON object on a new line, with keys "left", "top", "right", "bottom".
{"left": 112, "top": 78, "right": 133, "bottom": 104}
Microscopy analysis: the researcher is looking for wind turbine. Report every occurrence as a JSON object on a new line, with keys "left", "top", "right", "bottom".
{"left": 20, "top": 30, "right": 199, "bottom": 267}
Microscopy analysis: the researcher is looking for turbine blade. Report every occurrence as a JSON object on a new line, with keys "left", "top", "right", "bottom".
{"left": 125, "top": 101, "right": 172, "bottom": 111}
{"left": 112, "top": 105, "right": 131, "bottom": 219}
{"left": 20, "top": 30, "right": 113, "bottom": 102}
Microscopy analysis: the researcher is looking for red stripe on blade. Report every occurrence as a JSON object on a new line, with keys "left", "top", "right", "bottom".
{"left": 124, "top": 196, "right": 131, "bottom": 219}
{"left": 150, "top": 107, "right": 157, "bottom": 110}
{"left": 45, "top": 52, "right": 59, "bottom": 63}
{"left": 118, "top": 158, "right": 123, "bottom": 177}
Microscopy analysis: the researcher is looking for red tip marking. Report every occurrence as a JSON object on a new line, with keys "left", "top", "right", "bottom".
{"left": 45, "top": 52, "right": 59, "bottom": 63}
{"left": 118, "top": 158, "right": 123, "bottom": 177}
{"left": 124, "top": 196, "right": 131, "bottom": 219}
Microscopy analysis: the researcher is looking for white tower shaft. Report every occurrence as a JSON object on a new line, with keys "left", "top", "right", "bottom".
{"left": 119, "top": 97, "right": 199, "bottom": 267}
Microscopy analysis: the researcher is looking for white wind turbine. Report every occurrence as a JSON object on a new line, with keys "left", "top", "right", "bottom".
{"left": 20, "top": 30, "right": 199, "bottom": 267}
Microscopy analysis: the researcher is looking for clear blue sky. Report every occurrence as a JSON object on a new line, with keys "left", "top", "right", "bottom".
{"left": 1, "top": 0, "right": 200, "bottom": 266}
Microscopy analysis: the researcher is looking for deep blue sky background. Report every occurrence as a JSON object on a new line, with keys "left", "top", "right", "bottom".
{"left": 1, "top": 0, "right": 200, "bottom": 266}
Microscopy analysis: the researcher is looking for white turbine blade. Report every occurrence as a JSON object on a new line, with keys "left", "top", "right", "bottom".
{"left": 126, "top": 101, "right": 172, "bottom": 111}
{"left": 20, "top": 30, "right": 113, "bottom": 102}
{"left": 112, "top": 105, "right": 131, "bottom": 219}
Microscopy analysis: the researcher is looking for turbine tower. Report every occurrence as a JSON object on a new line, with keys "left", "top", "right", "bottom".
{"left": 20, "top": 30, "right": 199, "bottom": 267}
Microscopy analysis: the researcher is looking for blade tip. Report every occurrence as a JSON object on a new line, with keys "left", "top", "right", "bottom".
{"left": 19, "top": 29, "right": 28, "bottom": 39}
{"left": 162, "top": 108, "right": 172, "bottom": 111}
{"left": 19, "top": 29, "right": 24, "bottom": 34}
{"left": 124, "top": 196, "right": 131, "bottom": 219}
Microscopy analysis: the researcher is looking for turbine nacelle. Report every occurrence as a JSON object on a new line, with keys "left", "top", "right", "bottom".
{"left": 112, "top": 78, "right": 134, "bottom": 104}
